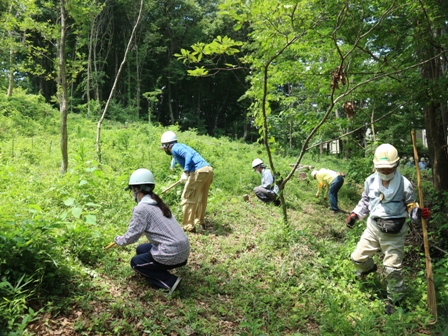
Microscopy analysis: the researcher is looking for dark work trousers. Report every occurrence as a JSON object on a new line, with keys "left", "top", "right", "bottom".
{"left": 329, "top": 175, "right": 344, "bottom": 211}
{"left": 131, "top": 243, "right": 187, "bottom": 289}
{"left": 253, "top": 186, "right": 277, "bottom": 203}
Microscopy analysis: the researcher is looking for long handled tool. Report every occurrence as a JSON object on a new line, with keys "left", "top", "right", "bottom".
{"left": 411, "top": 129, "right": 437, "bottom": 321}
{"left": 161, "top": 180, "right": 181, "bottom": 194}
{"left": 104, "top": 242, "right": 117, "bottom": 250}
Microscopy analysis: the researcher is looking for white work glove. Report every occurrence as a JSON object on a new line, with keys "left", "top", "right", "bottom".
{"left": 180, "top": 172, "right": 189, "bottom": 183}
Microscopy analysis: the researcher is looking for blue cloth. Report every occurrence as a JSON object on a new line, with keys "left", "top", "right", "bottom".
{"left": 418, "top": 162, "right": 427, "bottom": 170}
{"left": 329, "top": 175, "right": 344, "bottom": 211}
{"left": 170, "top": 157, "right": 177, "bottom": 169}
{"left": 260, "top": 168, "right": 279, "bottom": 193}
{"left": 171, "top": 143, "right": 210, "bottom": 173}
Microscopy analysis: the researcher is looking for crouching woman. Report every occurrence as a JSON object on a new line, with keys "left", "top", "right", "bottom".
{"left": 114, "top": 168, "right": 190, "bottom": 294}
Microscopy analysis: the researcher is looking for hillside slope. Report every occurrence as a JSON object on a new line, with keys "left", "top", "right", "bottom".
{"left": 0, "top": 112, "right": 446, "bottom": 335}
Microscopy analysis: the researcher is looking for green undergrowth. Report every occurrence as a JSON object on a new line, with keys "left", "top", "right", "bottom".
{"left": 0, "top": 93, "right": 447, "bottom": 335}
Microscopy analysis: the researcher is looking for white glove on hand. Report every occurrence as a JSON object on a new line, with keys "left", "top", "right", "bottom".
{"left": 180, "top": 172, "right": 189, "bottom": 183}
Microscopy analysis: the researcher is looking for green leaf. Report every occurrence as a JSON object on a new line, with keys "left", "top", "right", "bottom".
{"left": 85, "top": 215, "right": 96, "bottom": 225}
{"left": 64, "top": 198, "right": 75, "bottom": 206}
{"left": 72, "top": 207, "right": 82, "bottom": 218}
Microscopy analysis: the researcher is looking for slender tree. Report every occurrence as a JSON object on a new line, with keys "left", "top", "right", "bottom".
{"left": 96, "top": 0, "right": 144, "bottom": 162}
{"left": 59, "top": 0, "right": 69, "bottom": 173}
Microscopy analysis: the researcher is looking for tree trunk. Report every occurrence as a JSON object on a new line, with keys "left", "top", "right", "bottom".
{"left": 87, "top": 18, "right": 95, "bottom": 116}
{"left": 424, "top": 99, "right": 448, "bottom": 191}
{"left": 96, "top": 0, "right": 144, "bottom": 162}
{"left": 59, "top": 0, "right": 69, "bottom": 173}
{"left": 7, "top": 4, "right": 15, "bottom": 97}
{"left": 417, "top": 23, "right": 448, "bottom": 191}
{"left": 168, "top": 82, "right": 174, "bottom": 124}
{"left": 135, "top": 45, "right": 141, "bottom": 119}
{"left": 7, "top": 42, "right": 14, "bottom": 97}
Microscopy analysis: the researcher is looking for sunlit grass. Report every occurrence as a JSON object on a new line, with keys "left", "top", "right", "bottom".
{"left": 0, "top": 113, "right": 446, "bottom": 335}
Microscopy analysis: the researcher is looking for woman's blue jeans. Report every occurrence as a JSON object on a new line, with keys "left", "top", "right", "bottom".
{"left": 329, "top": 175, "right": 344, "bottom": 211}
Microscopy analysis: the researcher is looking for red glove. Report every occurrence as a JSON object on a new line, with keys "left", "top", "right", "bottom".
{"left": 346, "top": 213, "right": 358, "bottom": 229}
{"left": 421, "top": 207, "right": 430, "bottom": 219}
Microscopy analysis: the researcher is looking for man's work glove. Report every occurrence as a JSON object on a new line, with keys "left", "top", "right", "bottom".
{"left": 180, "top": 172, "right": 189, "bottom": 183}
{"left": 346, "top": 213, "right": 358, "bottom": 229}
{"left": 420, "top": 207, "right": 430, "bottom": 219}
{"left": 104, "top": 242, "right": 117, "bottom": 250}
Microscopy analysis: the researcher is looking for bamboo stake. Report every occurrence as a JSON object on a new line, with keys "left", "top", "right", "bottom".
{"left": 411, "top": 129, "right": 437, "bottom": 321}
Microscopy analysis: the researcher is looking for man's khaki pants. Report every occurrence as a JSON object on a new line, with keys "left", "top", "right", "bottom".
{"left": 181, "top": 166, "right": 214, "bottom": 229}
{"left": 351, "top": 217, "right": 408, "bottom": 301}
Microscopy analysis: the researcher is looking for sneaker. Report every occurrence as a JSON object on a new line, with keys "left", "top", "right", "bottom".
{"left": 168, "top": 277, "right": 182, "bottom": 295}
{"left": 355, "top": 264, "right": 378, "bottom": 280}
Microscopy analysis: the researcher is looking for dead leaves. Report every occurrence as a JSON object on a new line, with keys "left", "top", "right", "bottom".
{"left": 330, "top": 66, "right": 346, "bottom": 89}
{"left": 342, "top": 101, "right": 357, "bottom": 118}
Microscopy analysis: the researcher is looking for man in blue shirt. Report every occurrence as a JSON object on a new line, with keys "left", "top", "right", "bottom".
{"left": 161, "top": 131, "right": 214, "bottom": 232}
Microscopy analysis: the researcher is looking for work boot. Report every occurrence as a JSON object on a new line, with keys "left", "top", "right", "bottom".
{"left": 355, "top": 264, "right": 378, "bottom": 280}
{"left": 385, "top": 299, "right": 402, "bottom": 315}
{"left": 385, "top": 297, "right": 403, "bottom": 315}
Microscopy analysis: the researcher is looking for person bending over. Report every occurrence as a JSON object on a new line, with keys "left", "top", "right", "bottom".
{"left": 114, "top": 168, "right": 190, "bottom": 294}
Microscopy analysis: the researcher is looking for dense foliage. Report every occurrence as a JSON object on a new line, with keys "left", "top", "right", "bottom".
{"left": 1, "top": 91, "right": 447, "bottom": 334}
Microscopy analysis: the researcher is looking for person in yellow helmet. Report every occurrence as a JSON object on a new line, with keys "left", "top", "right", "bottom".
{"left": 345, "top": 144, "right": 430, "bottom": 314}
{"left": 311, "top": 168, "right": 345, "bottom": 213}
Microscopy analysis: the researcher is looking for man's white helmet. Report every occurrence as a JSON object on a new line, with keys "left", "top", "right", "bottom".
{"left": 126, "top": 168, "right": 155, "bottom": 190}
{"left": 311, "top": 170, "right": 318, "bottom": 178}
{"left": 161, "top": 131, "right": 177, "bottom": 144}
{"left": 373, "top": 144, "right": 400, "bottom": 168}
{"left": 252, "top": 158, "right": 263, "bottom": 168}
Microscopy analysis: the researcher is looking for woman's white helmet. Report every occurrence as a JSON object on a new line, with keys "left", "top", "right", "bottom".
{"left": 373, "top": 144, "right": 400, "bottom": 168}
{"left": 252, "top": 158, "right": 263, "bottom": 168}
{"left": 161, "top": 131, "right": 177, "bottom": 144}
{"left": 126, "top": 168, "right": 155, "bottom": 190}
